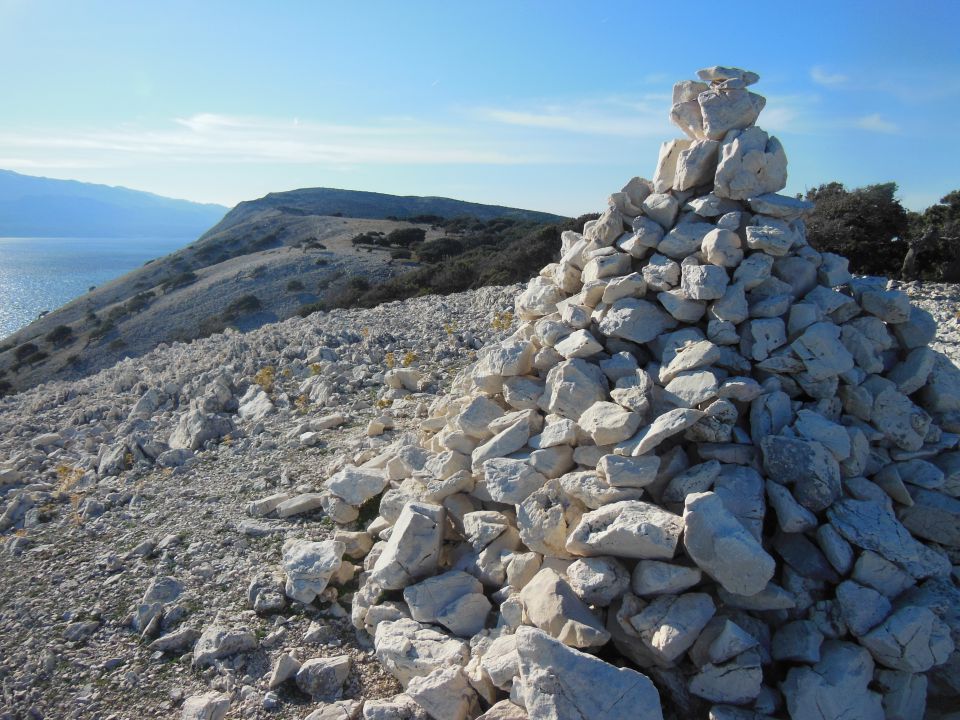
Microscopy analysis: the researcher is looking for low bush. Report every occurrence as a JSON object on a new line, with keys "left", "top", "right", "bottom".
{"left": 14, "top": 343, "right": 38, "bottom": 362}
{"left": 163, "top": 271, "right": 198, "bottom": 292}
{"left": 286, "top": 279, "right": 305, "bottom": 292}
{"left": 222, "top": 294, "right": 262, "bottom": 321}
{"left": 45, "top": 325, "right": 74, "bottom": 345}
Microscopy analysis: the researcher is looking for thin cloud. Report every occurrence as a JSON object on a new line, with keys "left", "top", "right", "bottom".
{"left": 811, "top": 66, "right": 848, "bottom": 87}
{"left": 0, "top": 113, "right": 545, "bottom": 169}
{"left": 475, "top": 98, "right": 672, "bottom": 138}
{"left": 854, "top": 113, "right": 899, "bottom": 134}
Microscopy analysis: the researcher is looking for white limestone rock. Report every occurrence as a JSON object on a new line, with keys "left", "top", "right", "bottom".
{"left": 698, "top": 88, "right": 766, "bottom": 141}
{"left": 374, "top": 618, "right": 470, "bottom": 687}
{"left": 566, "top": 556, "right": 630, "bottom": 606}
{"left": 296, "top": 656, "right": 352, "bottom": 699}
{"left": 714, "top": 127, "right": 787, "bottom": 200}
{"left": 642, "top": 193, "right": 680, "bottom": 229}
{"left": 517, "top": 478, "right": 585, "bottom": 560}
{"left": 406, "top": 667, "right": 477, "bottom": 720}
{"left": 675, "top": 139, "right": 721, "bottom": 191}
{"left": 515, "top": 626, "right": 663, "bottom": 720}
{"left": 631, "top": 560, "right": 702, "bottom": 596}
{"left": 326, "top": 466, "right": 388, "bottom": 507}
{"left": 403, "top": 570, "right": 490, "bottom": 637}
{"left": 598, "top": 297, "right": 678, "bottom": 345}
{"left": 371, "top": 502, "right": 445, "bottom": 590}
{"left": 653, "top": 139, "right": 691, "bottom": 193}
{"left": 628, "top": 592, "right": 716, "bottom": 663}
{"left": 282, "top": 539, "right": 345, "bottom": 604}
{"left": 519, "top": 567, "right": 610, "bottom": 648}
{"left": 860, "top": 606, "right": 954, "bottom": 673}
{"left": 577, "top": 401, "right": 641, "bottom": 446}
{"left": 781, "top": 641, "right": 884, "bottom": 720}
{"left": 539, "top": 358, "right": 608, "bottom": 421}
{"left": 566, "top": 499, "right": 683, "bottom": 560}
{"left": 682, "top": 491, "right": 775, "bottom": 596}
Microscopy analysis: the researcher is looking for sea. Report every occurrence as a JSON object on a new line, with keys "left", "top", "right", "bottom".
{"left": 0, "top": 237, "right": 191, "bottom": 340}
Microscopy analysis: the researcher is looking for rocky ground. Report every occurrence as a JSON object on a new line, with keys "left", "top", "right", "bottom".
{"left": 1, "top": 278, "right": 958, "bottom": 720}
{"left": 0, "top": 284, "right": 519, "bottom": 719}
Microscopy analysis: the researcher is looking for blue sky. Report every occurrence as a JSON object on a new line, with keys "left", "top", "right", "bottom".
{"left": 0, "top": 0, "right": 957, "bottom": 215}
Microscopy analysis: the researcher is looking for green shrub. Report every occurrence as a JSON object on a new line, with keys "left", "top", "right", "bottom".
{"left": 163, "top": 271, "right": 198, "bottom": 292}
{"left": 348, "top": 276, "right": 371, "bottom": 291}
{"left": 286, "top": 279, "right": 305, "bottom": 292}
{"left": 0, "top": 380, "right": 11, "bottom": 396}
{"left": 45, "top": 325, "right": 74, "bottom": 345}
{"left": 390, "top": 248, "right": 412, "bottom": 260}
{"left": 805, "top": 182, "right": 909, "bottom": 278}
{"left": 222, "top": 294, "right": 262, "bottom": 321}
{"left": 386, "top": 227, "right": 426, "bottom": 248}
{"left": 14, "top": 343, "right": 38, "bottom": 362}
{"left": 416, "top": 238, "right": 464, "bottom": 263}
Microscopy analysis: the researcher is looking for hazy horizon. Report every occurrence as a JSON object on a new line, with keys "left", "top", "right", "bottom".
{"left": 1, "top": 0, "right": 958, "bottom": 216}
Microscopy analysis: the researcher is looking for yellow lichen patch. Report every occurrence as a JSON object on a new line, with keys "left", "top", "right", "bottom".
{"left": 491, "top": 310, "right": 514, "bottom": 331}
{"left": 254, "top": 366, "right": 276, "bottom": 393}
{"left": 401, "top": 351, "right": 418, "bottom": 367}
{"left": 385, "top": 352, "right": 396, "bottom": 369}
{"left": 295, "top": 394, "right": 310, "bottom": 413}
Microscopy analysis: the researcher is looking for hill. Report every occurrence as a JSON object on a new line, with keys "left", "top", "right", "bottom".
{"left": 212, "top": 186, "right": 563, "bottom": 234}
{"left": 0, "top": 188, "right": 568, "bottom": 395}
{"left": 0, "top": 169, "right": 229, "bottom": 238}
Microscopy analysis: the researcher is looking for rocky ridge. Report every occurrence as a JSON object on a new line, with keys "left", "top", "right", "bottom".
{"left": 1, "top": 66, "right": 960, "bottom": 720}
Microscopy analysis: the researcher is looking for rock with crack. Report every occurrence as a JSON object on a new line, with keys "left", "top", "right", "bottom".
{"left": 370, "top": 502, "right": 445, "bottom": 590}
{"left": 515, "top": 626, "right": 663, "bottom": 720}
{"left": 519, "top": 567, "right": 611, "bottom": 648}
{"left": 566, "top": 500, "right": 683, "bottom": 560}
{"left": 374, "top": 617, "right": 470, "bottom": 687}
{"left": 192, "top": 625, "right": 257, "bottom": 667}
{"left": 281, "top": 538, "right": 345, "bottom": 603}
{"left": 682, "top": 491, "right": 775, "bottom": 596}
{"left": 296, "top": 656, "right": 352, "bottom": 699}
{"left": 403, "top": 570, "right": 491, "bottom": 637}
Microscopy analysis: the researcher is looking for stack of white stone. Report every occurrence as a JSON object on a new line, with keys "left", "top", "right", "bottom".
{"left": 309, "top": 67, "right": 960, "bottom": 720}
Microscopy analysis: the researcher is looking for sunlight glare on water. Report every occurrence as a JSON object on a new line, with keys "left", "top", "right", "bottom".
{"left": 0, "top": 237, "right": 190, "bottom": 340}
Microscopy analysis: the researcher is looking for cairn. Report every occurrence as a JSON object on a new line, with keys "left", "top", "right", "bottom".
{"left": 296, "top": 67, "right": 960, "bottom": 719}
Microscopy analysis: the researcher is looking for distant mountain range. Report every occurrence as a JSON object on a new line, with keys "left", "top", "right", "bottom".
{"left": 0, "top": 169, "right": 230, "bottom": 237}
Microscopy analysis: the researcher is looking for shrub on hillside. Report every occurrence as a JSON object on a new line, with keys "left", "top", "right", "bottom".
{"left": 286, "top": 279, "right": 305, "bottom": 292}
{"left": 163, "top": 271, "right": 198, "bottom": 292}
{"left": 804, "top": 182, "right": 909, "bottom": 277}
{"left": 222, "top": 294, "right": 262, "bottom": 321}
{"left": 299, "top": 214, "right": 594, "bottom": 316}
{"left": 386, "top": 227, "right": 426, "bottom": 248}
{"left": 416, "top": 238, "right": 464, "bottom": 263}
{"left": 14, "top": 343, "right": 39, "bottom": 362}
{"left": 45, "top": 325, "right": 73, "bottom": 345}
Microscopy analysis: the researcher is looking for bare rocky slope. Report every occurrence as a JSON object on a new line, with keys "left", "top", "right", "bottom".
{"left": 1, "top": 189, "right": 559, "bottom": 396}
{"left": 0, "top": 279, "right": 957, "bottom": 720}
{"left": 0, "top": 283, "right": 519, "bottom": 719}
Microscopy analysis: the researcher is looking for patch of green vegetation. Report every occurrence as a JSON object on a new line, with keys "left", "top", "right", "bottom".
{"left": 221, "top": 294, "right": 262, "bottom": 322}
{"left": 45, "top": 325, "right": 74, "bottom": 345}
{"left": 299, "top": 214, "right": 596, "bottom": 316}
{"left": 162, "top": 271, "right": 198, "bottom": 292}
